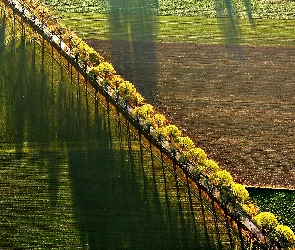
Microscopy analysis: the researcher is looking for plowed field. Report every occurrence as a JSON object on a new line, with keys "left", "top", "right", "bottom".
{"left": 86, "top": 39, "right": 295, "bottom": 189}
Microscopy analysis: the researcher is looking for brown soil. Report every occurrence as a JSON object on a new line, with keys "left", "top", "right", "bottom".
{"left": 86, "top": 39, "right": 295, "bottom": 189}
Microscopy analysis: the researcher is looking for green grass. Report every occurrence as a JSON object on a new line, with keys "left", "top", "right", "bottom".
{"left": 57, "top": 12, "right": 295, "bottom": 46}
{"left": 39, "top": 0, "right": 295, "bottom": 46}
{"left": 249, "top": 188, "right": 295, "bottom": 231}
{"left": 0, "top": 144, "right": 82, "bottom": 248}
{"left": 42, "top": 0, "right": 295, "bottom": 19}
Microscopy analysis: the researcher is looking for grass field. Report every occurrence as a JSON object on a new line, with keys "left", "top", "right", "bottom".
{"left": 39, "top": 0, "right": 295, "bottom": 46}
{"left": 56, "top": 12, "right": 295, "bottom": 46}
{"left": 42, "top": 0, "right": 295, "bottom": 19}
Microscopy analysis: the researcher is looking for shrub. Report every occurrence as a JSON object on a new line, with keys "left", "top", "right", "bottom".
{"left": 202, "top": 159, "right": 220, "bottom": 177}
{"left": 274, "top": 225, "right": 295, "bottom": 249}
{"left": 176, "top": 136, "right": 194, "bottom": 153}
{"left": 72, "top": 38, "right": 92, "bottom": 58}
{"left": 211, "top": 170, "right": 233, "bottom": 188}
{"left": 88, "top": 49, "right": 104, "bottom": 66}
{"left": 185, "top": 148, "right": 207, "bottom": 165}
{"left": 139, "top": 104, "right": 154, "bottom": 119}
{"left": 88, "top": 63, "right": 115, "bottom": 81}
{"left": 117, "top": 81, "right": 137, "bottom": 106}
{"left": 71, "top": 37, "right": 83, "bottom": 49}
{"left": 229, "top": 183, "right": 249, "bottom": 204}
{"left": 97, "top": 62, "right": 116, "bottom": 79}
{"left": 35, "top": 4, "right": 50, "bottom": 20}
{"left": 254, "top": 212, "right": 278, "bottom": 233}
{"left": 134, "top": 92, "right": 145, "bottom": 106}
{"left": 152, "top": 113, "right": 166, "bottom": 129}
{"left": 154, "top": 126, "right": 166, "bottom": 142}
{"left": 160, "top": 124, "right": 181, "bottom": 143}
{"left": 111, "top": 75, "right": 124, "bottom": 89}
{"left": 132, "top": 104, "right": 154, "bottom": 123}
{"left": 88, "top": 66, "right": 100, "bottom": 79}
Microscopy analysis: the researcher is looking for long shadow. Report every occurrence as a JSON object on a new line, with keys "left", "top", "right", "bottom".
{"left": 65, "top": 97, "right": 224, "bottom": 249}
{"left": 185, "top": 174, "right": 201, "bottom": 249}
{"left": 108, "top": 0, "right": 158, "bottom": 103}
{"left": 66, "top": 115, "right": 167, "bottom": 249}
{"left": 214, "top": 0, "right": 255, "bottom": 56}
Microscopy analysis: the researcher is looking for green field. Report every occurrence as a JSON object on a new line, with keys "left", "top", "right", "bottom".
{"left": 39, "top": 0, "right": 295, "bottom": 47}
{"left": 42, "top": 0, "right": 295, "bottom": 19}
{"left": 249, "top": 188, "right": 295, "bottom": 231}
{"left": 55, "top": 12, "right": 295, "bottom": 46}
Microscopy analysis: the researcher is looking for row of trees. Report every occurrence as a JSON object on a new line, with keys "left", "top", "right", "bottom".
{"left": 17, "top": 0, "right": 295, "bottom": 248}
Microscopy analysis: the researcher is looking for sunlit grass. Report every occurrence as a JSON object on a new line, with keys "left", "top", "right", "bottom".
{"left": 57, "top": 12, "right": 295, "bottom": 46}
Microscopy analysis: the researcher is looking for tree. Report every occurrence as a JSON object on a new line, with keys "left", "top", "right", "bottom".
{"left": 211, "top": 169, "right": 233, "bottom": 188}
{"left": 176, "top": 136, "right": 194, "bottom": 153}
{"left": 185, "top": 148, "right": 207, "bottom": 165}
{"left": 35, "top": 4, "right": 50, "bottom": 20}
{"left": 97, "top": 62, "right": 116, "bottom": 80}
{"left": 88, "top": 49, "right": 104, "bottom": 66}
{"left": 70, "top": 37, "right": 83, "bottom": 49}
{"left": 242, "top": 203, "right": 258, "bottom": 218}
{"left": 154, "top": 126, "right": 166, "bottom": 142}
{"left": 132, "top": 104, "right": 154, "bottom": 124}
{"left": 88, "top": 66, "right": 100, "bottom": 79}
{"left": 229, "top": 183, "right": 249, "bottom": 204}
{"left": 202, "top": 159, "right": 220, "bottom": 177}
{"left": 134, "top": 92, "right": 145, "bottom": 106}
{"left": 274, "top": 224, "right": 295, "bottom": 249}
{"left": 117, "top": 80, "right": 137, "bottom": 106}
{"left": 160, "top": 124, "right": 181, "bottom": 143}
{"left": 152, "top": 113, "right": 166, "bottom": 129}
{"left": 139, "top": 104, "right": 154, "bottom": 119}
{"left": 111, "top": 74, "right": 124, "bottom": 89}
{"left": 254, "top": 212, "right": 278, "bottom": 233}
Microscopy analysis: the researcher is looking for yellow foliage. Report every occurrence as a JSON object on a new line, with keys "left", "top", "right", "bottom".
{"left": 111, "top": 75, "right": 124, "bottom": 89}
{"left": 117, "top": 81, "right": 137, "bottom": 104}
{"left": 202, "top": 159, "right": 220, "bottom": 176}
{"left": 211, "top": 170, "right": 233, "bottom": 188}
{"left": 160, "top": 125, "right": 181, "bottom": 142}
{"left": 152, "top": 113, "right": 166, "bottom": 129}
{"left": 176, "top": 136, "right": 194, "bottom": 152}
{"left": 135, "top": 92, "right": 145, "bottom": 106}
{"left": 98, "top": 62, "right": 116, "bottom": 79}
{"left": 254, "top": 212, "right": 278, "bottom": 232}
{"left": 242, "top": 203, "right": 258, "bottom": 218}
{"left": 275, "top": 224, "right": 295, "bottom": 249}
{"left": 230, "top": 183, "right": 249, "bottom": 204}
{"left": 186, "top": 148, "right": 207, "bottom": 165}
{"left": 88, "top": 49, "right": 104, "bottom": 66}
{"left": 132, "top": 104, "right": 154, "bottom": 120}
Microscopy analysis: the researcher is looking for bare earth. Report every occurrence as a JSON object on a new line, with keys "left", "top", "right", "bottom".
{"left": 86, "top": 40, "right": 295, "bottom": 189}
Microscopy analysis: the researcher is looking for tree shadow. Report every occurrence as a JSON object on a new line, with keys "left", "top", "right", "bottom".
{"left": 108, "top": 0, "right": 159, "bottom": 103}
{"left": 214, "top": 0, "right": 255, "bottom": 56}
{"left": 0, "top": 22, "right": 76, "bottom": 207}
